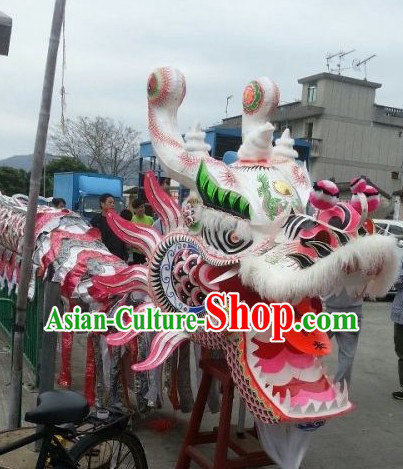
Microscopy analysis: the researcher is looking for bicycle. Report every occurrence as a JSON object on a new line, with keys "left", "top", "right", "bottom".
{"left": 0, "top": 389, "right": 148, "bottom": 468}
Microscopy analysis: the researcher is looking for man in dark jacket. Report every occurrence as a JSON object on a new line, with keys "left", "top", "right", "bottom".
{"left": 391, "top": 261, "right": 403, "bottom": 400}
{"left": 90, "top": 193, "right": 128, "bottom": 262}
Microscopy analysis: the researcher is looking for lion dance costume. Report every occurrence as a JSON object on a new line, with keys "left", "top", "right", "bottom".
{"left": 0, "top": 67, "right": 400, "bottom": 469}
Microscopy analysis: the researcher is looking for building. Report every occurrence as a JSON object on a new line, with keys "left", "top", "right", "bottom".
{"left": 222, "top": 73, "right": 403, "bottom": 206}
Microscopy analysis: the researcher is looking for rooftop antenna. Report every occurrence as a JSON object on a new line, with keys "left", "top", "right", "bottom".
{"left": 326, "top": 51, "right": 342, "bottom": 72}
{"left": 326, "top": 49, "right": 355, "bottom": 74}
{"left": 337, "top": 49, "right": 355, "bottom": 75}
{"left": 352, "top": 54, "right": 376, "bottom": 80}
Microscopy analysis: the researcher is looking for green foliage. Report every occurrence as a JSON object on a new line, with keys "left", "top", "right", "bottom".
{"left": 39, "top": 156, "right": 92, "bottom": 197}
{"left": 0, "top": 167, "right": 29, "bottom": 196}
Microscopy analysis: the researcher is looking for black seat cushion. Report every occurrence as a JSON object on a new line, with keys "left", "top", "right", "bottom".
{"left": 25, "top": 390, "right": 89, "bottom": 425}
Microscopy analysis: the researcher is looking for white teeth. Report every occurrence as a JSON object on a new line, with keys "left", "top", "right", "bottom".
{"left": 337, "top": 380, "right": 348, "bottom": 407}
{"left": 283, "top": 389, "right": 291, "bottom": 412}
{"left": 304, "top": 402, "right": 316, "bottom": 414}
{"left": 252, "top": 329, "right": 272, "bottom": 343}
{"left": 249, "top": 340, "right": 260, "bottom": 354}
{"left": 288, "top": 391, "right": 351, "bottom": 418}
{"left": 343, "top": 379, "right": 348, "bottom": 394}
{"left": 250, "top": 356, "right": 260, "bottom": 370}
{"left": 334, "top": 381, "right": 341, "bottom": 394}
{"left": 300, "top": 401, "right": 310, "bottom": 414}
{"left": 318, "top": 401, "right": 328, "bottom": 413}
{"left": 330, "top": 399, "right": 339, "bottom": 410}
{"left": 339, "top": 382, "right": 349, "bottom": 407}
{"left": 247, "top": 346, "right": 260, "bottom": 370}
{"left": 272, "top": 392, "right": 281, "bottom": 406}
{"left": 325, "top": 399, "right": 335, "bottom": 411}
{"left": 291, "top": 404, "right": 302, "bottom": 416}
{"left": 265, "top": 384, "right": 273, "bottom": 397}
{"left": 313, "top": 400, "right": 322, "bottom": 412}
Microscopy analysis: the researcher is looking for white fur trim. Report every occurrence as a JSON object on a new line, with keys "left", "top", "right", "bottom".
{"left": 239, "top": 234, "right": 401, "bottom": 303}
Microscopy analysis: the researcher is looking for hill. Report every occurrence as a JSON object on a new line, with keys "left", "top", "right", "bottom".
{"left": 0, "top": 153, "right": 141, "bottom": 184}
{"left": 0, "top": 153, "right": 57, "bottom": 171}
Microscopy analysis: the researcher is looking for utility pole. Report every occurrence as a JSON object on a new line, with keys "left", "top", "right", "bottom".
{"left": 8, "top": 0, "right": 66, "bottom": 429}
{"left": 225, "top": 95, "right": 233, "bottom": 118}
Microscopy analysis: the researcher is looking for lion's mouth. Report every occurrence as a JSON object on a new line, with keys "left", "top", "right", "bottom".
{"left": 210, "top": 264, "right": 354, "bottom": 421}
{"left": 243, "top": 330, "right": 351, "bottom": 420}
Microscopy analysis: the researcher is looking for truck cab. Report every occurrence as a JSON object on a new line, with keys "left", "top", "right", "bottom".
{"left": 53, "top": 172, "right": 124, "bottom": 220}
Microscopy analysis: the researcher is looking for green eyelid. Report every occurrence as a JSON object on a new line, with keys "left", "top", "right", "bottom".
{"left": 196, "top": 161, "right": 251, "bottom": 220}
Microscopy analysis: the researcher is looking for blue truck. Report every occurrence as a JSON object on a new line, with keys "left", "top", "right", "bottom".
{"left": 53, "top": 172, "right": 124, "bottom": 220}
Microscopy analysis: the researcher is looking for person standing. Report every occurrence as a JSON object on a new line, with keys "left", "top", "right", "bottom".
{"left": 90, "top": 193, "right": 128, "bottom": 262}
{"left": 391, "top": 262, "right": 403, "bottom": 400}
{"left": 131, "top": 199, "right": 153, "bottom": 225}
{"left": 325, "top": 288, "right": 363, "bottom": 390}
{"left": 131, "top": 199, "right": 153, "bottom": 264}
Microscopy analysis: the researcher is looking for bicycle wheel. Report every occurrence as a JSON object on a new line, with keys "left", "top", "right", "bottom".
{"left": 65, "top": 429, "right": 148, "bottom": 469}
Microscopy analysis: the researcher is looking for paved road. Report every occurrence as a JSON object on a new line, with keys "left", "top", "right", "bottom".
{"left": 134, "top": 300, "right": 403, "bottom": 469}
{"left": 1, "top": 301, "right": 402, "bottom": 468}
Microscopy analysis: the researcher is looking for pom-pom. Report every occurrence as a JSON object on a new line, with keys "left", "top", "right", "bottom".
{"left": 350, "top": 185, "right": 380, "bottom": 214}
{"left": 309, "top": 180, "right": 340, "bottom": 210}
{"left": 364, "top": 185, "right": 380, "bottom": 213}
{"left": 350, "top": 177, "right": 366, "bottom": 194}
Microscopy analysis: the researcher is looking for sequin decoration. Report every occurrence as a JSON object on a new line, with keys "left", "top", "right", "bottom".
{"left": 243, "top": 80, "right": 265, "bottom": 114}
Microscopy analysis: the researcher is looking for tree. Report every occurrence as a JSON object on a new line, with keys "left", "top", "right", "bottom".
{"left": 0, "top": 167, "right": 29, "bottom": 196}
{"left": 50, "top": 116, "right": 141, "bottom": 179}
{"left": 39, "top": 156, "right": 92, "bottom": 197}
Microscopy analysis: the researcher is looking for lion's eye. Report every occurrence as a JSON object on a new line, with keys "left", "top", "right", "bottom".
{"left": 273, "top": 180, "right": 293, "bottom": 196}
{"left": 229, "top": 232, "right": 240, "bottom": 244}
{"left": 201, "top": 227, "right": 253, "bottom": 255}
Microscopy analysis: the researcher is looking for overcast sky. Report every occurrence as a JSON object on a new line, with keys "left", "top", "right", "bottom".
{"left": 1, "top": 0, "right": 403, "bottom": 160}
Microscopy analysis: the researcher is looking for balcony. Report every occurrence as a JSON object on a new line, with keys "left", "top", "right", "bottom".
{"left": 373, "top": 105, "right": 403, "bottom": 127}
{"left": 301, "top": 137, "right": 322, "bottom": 157}
{"left": 272, "top": 103, "right": 324, "bottom": 122}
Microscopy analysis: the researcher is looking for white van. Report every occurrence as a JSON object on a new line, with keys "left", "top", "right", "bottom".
{"left": 374, "top": 219, "right": 403, "bottom": 297}
{"left": 374, "top": 219, "right": 403, "bottom": 243}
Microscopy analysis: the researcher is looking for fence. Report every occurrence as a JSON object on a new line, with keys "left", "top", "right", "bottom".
{"left": 0, "top": 279, "right": 44, "bottom": 382}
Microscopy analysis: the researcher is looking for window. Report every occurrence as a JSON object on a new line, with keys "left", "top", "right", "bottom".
{"left": 305, "top": 122, "right": 314, "bottom": 139}
{"left": 392, "top": 171, "right": 399, "bottom": 180}
{"left": 389, "top": 225, "right": 403, "bottom": 239}
{"left": 307, "top": 83, "right": 317, "bottom": 103}
{"left": 276, "top": 122, "right": 292, "bottom": 134}
{"left": 375, "top": 223, "right": 387, "bottom": 234}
